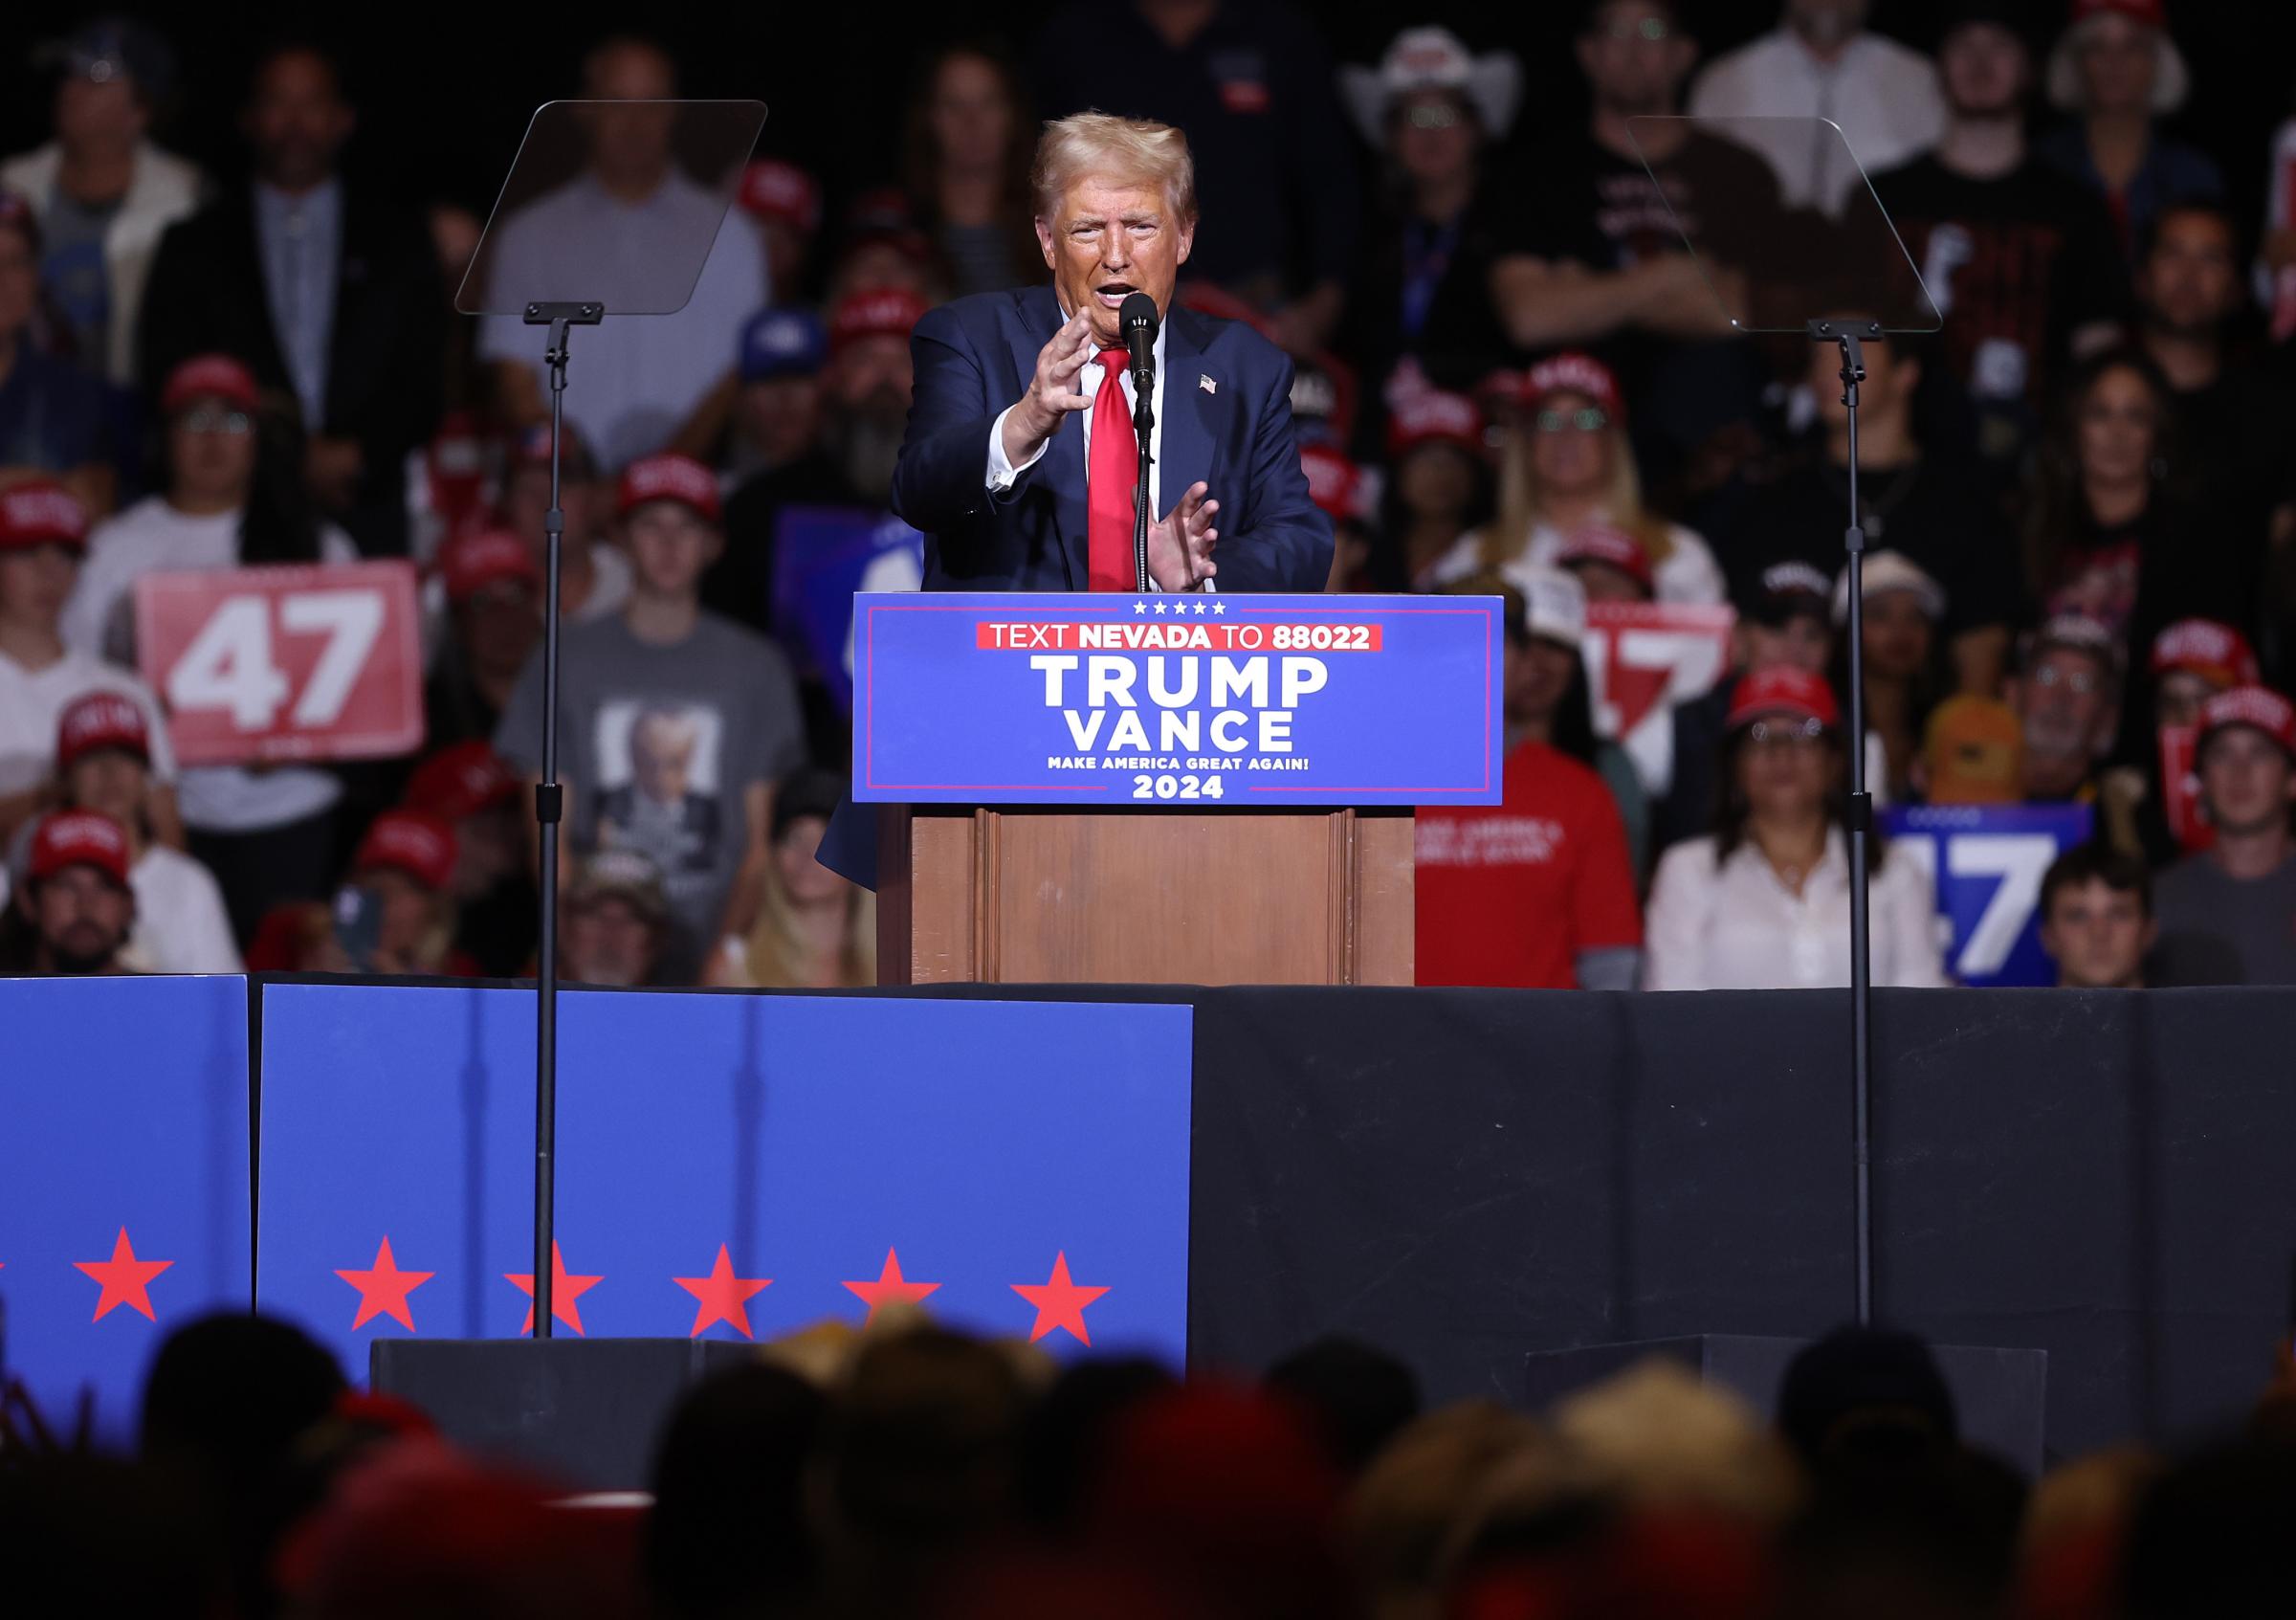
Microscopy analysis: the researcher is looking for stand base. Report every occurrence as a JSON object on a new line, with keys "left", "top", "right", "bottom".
{"left": 371, "top": 1338, "right": 759, "bottom": 1488}
{"left": 1522, "top": 1334, "right": 2048, "bottom": 1476}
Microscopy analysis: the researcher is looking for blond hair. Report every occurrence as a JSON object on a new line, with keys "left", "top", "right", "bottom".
{"left": 1474, "top": 414, "right": 1674, "bottom": 572}
{"left": 1029, "top": 111, "right": 1198, "bottom": 224}
{"left": 737, "top": 857, "right": 875, "bottom": 989}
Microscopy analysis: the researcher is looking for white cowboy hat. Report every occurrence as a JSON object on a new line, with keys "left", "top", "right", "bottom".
{"left": 2043, "top": 0, "right": 2190, "bottom": 113}
{"left": 1339, "top": 27, "right": 1522, "bottom": 147}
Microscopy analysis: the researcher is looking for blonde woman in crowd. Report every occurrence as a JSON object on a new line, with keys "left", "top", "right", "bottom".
{"left": 710, "top": 769, "right": 874, "bottom": 989}
{"left": 1434, "top": 349, "right": 1724, "bottom": 607}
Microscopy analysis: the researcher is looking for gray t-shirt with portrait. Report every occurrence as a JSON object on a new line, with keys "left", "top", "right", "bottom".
{"left": 497, "top": 610, "right": 806, "bottom": 975}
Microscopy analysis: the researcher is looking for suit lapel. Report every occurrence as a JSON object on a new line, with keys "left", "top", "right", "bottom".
{"left": 323, "top": 194, "right": 372, "bottom": 425}
{"left": 226, "top": 192, "right": 291, "bottom": 385}
{"left": 1159, "top": 306, "right": 1218, "bottom": 525}
{"left": 1010, "top": 284, "right": 1086, "bottom": 589}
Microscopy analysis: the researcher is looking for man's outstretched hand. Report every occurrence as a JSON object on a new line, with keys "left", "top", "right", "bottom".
{"left": 1002, "top": 306, "right": 1097, "bottom": 469}
{"left": 1149, "top": 480, "right": 1218, "bottom": 591}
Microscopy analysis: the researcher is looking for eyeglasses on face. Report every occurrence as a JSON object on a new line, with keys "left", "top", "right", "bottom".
{"left": 1594, "top": 13, "right": 1671, "bottom": 42}
{"left": 1534, "top": 407, "right": 1609, "bottom": 434}
{"left": 177, "top": 406, "right": 253, "bottom": 436}
{"left": 2031, "top": 662, "right": 2102, "bottom": 697}
{"left": 1747, "top": 717, "right": 1825, "bottom": 747}
{"left": 1399, "top": 100, "right": 1465, "bottom": 131}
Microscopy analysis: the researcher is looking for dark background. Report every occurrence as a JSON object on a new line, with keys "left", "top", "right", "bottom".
{"left": 4, "top": 3, "right": 2286, "bottom": 248}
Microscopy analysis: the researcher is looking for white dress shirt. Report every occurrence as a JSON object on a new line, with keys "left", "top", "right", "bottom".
{"left": 987, "top": 310, "right": 1165, "bottom": 518}
{"left": 1688, "top": 30, "right": 1946, "bottom": 211}
{"left": 1643, "top": 828, "right": 1947, "bottom": 990}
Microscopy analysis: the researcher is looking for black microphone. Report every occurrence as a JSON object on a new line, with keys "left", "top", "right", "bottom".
{"left": 1119, "top": 292, "right": 1159, "bottom": 392}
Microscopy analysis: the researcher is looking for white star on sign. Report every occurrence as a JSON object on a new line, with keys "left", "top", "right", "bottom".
{"left": 1211, "top": 601, "right": 1226, "bottom": 615}
{"left": 1134, "top": 600, "right": 1147, "bottom": 614}
{"left": 1194, "top": 601, "right": 1207, "bottom": 614}
{"left": 1154, "top": 600, "right": 1167, "bottom": 614}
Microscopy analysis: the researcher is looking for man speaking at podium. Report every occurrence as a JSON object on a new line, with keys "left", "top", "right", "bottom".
{"left": 889, "top": 112, "right": 1332, "bottom": 594}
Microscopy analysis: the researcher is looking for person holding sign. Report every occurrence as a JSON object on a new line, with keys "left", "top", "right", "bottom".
{"left": 1643, "top": 668, "right": 1945, "bottom": 991}
{"left": 62, "top": 354, "right": 357, "bottom": 942}
{"left": 888, "top": 111, "right": 1331, "bottom": 593}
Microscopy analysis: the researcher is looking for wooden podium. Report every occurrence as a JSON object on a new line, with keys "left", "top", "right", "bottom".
{"left": 876, "top": 804, "right": 1414, "bottom": 986}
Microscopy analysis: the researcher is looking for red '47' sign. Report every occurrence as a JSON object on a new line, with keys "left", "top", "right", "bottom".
{"left": 1580, "top": 603, "right": 1736, "bottom": 796}
{"left": 134, "top": 563, "right": 425, "bottom": 766}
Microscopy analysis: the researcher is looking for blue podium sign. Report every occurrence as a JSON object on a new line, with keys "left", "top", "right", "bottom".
{"left": 852, "top": 591, "right": 1503, "bottom": 806}
{"left": 1882, "top": 803, "right": 2094, "bottom": 988}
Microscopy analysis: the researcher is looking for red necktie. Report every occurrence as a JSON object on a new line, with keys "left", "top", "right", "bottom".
{"left": 1087, "top": 348, "right": 1138, "bottom": 591}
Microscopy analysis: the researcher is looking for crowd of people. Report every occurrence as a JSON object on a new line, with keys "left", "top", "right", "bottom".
{"left": 8, "top": 1304, "right": 2296, "bottom": 1618}
{"left": 3, "top": 0, "right": 2295, "bottom": 991}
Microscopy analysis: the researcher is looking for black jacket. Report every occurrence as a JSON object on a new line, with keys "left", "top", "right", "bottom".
{"left": 138, "top": 185, "right": 445, "bottom": 556}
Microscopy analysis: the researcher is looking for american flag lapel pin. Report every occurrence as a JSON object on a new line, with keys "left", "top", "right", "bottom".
{"left": 1199, "top": 374, "right": 1217, "bottom": 394}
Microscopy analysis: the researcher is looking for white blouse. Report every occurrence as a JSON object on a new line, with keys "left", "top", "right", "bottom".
{"left": 1643, "top": 829, "right": 1948, "bottom": 991}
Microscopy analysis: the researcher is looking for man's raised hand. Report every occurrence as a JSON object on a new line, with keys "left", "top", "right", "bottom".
{"left": 1149, "top": 480, "right": 1218, "bottom": 591}
{"left": 1004, "top": 306, "right": 1098, "bottom": 466}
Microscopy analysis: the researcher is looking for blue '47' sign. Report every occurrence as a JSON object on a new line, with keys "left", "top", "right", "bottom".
{"left": 1882, "top": 804, "right": 2094, "bottom": 987}
{"left": 851, "top": 592, "right": 1503, "bottom": 806}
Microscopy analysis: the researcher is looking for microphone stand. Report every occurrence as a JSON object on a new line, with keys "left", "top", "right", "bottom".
{"left": 1132, "top": 365, "right": 1156, "bottom": 593}
{"left": 520, "top": 298, "right": 602, "bottom": 1339}
{"left": 1811, "top": 316, "right": 1877, "bottom": 1328}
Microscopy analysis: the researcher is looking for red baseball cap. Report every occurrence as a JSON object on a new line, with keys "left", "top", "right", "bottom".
{"left": 1523, "top": 350, "right": 1624, "bottom": 420}
{"left": 28, "top": 809, "right": 133, "bottom": 888}
{"left": 828, "top": 285, "right": 928, "bottom": 356}
{"left": 2022, "top": 612, "right": 2124, "bottom": 675}
{"left": 1726, "top": 667, "right": 1842, "bottom": 732}
{"left": 2197, "top": 685, "right": 2296, "bottom": 761}
{"left": 405, "top": 742, "right": 520, "bottom": 822}
{"left": 841, "top": 187, "right": 932, "bottom": 259}
{"left": 437, "top": 528, "right": 541, "bottom": 605}
{"left": 738, "top": 158, "right": 822, "bottom": 233}
{"left": 0, "top": 477, "right": 90, "bottom": 550}
{"left": 55, "top": 690, "right": 150, "bottom": 771}
{"left": 1298, "top": 443, "right": 1366, "bottom": 523}
{"left": 1555, "top": 522, "right": 1655, "bottom": 591}
{"left": 162, "top": 353, "right": 261, "bottom": 415}
{"left": 1386, "top": 388, "right": 1482, "bottom": 457}
{"left": 352, "top": 809, "right": 458, "bottom": 892}
{"left": 2150, "top": 617, "right": 2259, "bottom": 690}
{"left": 616, "top": 453, "right": 723, "bottom": 523}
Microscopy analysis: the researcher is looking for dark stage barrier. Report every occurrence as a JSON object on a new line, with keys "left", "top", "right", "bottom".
{"left": 908, "top": 983, "right": 2296, "bottom": 1463}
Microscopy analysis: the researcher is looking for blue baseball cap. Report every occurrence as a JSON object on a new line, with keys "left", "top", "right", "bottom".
{"left": 739, "top": 307, "right": 827, "bottom": 384}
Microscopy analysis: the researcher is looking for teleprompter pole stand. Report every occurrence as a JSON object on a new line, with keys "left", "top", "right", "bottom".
{"left": 521, "top": 298, "right": 603, "bottom": 1339}
{"left": 1810, "top": 316, "right": 1880, "bottom": 1329}
{"left": 1132, "top": 367, "right": 1156, "bottom": 593}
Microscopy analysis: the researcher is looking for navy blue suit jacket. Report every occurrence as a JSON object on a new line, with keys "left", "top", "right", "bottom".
{"left": 889, "top": 283, "right": 1333, "bottom": 592}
